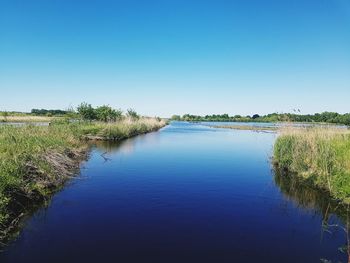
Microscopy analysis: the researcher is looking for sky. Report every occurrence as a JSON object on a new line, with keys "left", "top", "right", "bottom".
{"left": 0, "top": 0, "right": 349, "bottom": 117}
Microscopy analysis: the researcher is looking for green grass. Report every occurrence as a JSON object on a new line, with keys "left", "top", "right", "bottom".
{"left": 273, "top": 127, "right": 350, "bottom": 203}
{"left": 0, "top": 118, "right": 166, "bottom": 240}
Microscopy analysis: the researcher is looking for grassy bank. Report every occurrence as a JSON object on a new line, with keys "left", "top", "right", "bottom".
{"left": 0, "top": 118, "right": 166, "bottom": 242}
{"left": 273, "top": 127, "right": 350, "bottom": 203}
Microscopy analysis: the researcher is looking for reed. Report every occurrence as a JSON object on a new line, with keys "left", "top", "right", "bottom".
{"left": 273, "top": 126, "right": 350, "bottom": 203}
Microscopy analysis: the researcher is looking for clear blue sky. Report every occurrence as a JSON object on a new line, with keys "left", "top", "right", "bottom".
{"left": 1, "top": 0, "right": 349, "bottom": 117}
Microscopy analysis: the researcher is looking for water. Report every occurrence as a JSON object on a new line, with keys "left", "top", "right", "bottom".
{"left": 0, "top": 122, "right": 348, "bottom": 262}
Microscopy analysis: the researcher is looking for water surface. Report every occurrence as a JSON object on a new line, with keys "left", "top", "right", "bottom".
{"left": 0, "top": 122, "right": 348, "bottom": 262}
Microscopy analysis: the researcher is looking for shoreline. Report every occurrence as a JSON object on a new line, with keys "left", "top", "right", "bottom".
{"left": 0, "top": 147, "right": 89, "bottom": 245}
{"left": 273, "top": 127, "right": 350, "bottom": 204}
{"left": 0, "top": 120, "right": 167, "bottom": 244}
{"left": 208, "top": 124, "right": 278, "bottom": 132}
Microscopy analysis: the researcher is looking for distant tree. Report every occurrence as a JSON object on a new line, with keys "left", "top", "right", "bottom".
{"left": 171, "top": 115, "right": 181, "bottom": 121}
{"left": 31, "top": 109, "right": 67, "bottom": 116}
{"left": 115, "top": 109, "right": 123, "bottom": 121}
{"left": 95, "top": 105, "right": 118, "bottom": 122}
{"left": 126, "top": 108, "right": 139, "bottom": 120}
{"left": 1, "top": 111, "right": 8, "bottom": 121}
{"left": 77, "top": 102, "right": 96, "bottom": 121}
{"left": 166, "top": 111, "right": 350, "bottom": 125}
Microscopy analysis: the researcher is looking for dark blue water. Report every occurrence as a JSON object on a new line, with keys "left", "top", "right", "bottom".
{"left": 0, "top": 122, "right": 348, "bottom": 262}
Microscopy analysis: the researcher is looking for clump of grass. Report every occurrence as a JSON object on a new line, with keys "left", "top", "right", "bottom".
{"left": 274, "top": 126, "right": 350, "bottom": 203}
{"left": 0, "top": 117, "right": 166, "bottom": 241}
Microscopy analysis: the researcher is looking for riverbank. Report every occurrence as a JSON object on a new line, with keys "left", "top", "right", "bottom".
{"left": 0, "top": 118, "right": 166, "bottom": 242}
{"left": 208, "top": 124, "right": 277, "bottom": 132}
{"left": 174, "top": 112, "right": 350, "bottom": 125}
{"left": 273, "top": 127, "right": 350, "bottom": 204}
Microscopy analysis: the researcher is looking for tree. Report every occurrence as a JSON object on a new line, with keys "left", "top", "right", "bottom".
{"left": 114, "top": 109, "right": 123, "bottom": 121}
{"left": 31, "top": 109, "right": 67, "bottom": 116}
{"left": 77, "top": 102, "right": 96, "bottom": 121}
{"left": 171, "top": 115, "right": 181, "bottom": 121}
{"left": 252, "top": 114, "right": 260, "bottom": 119}
{"left": 126, "top": 108, "right": 139, "bottom": 120}
{"left": 1, "top": 111, "right": 8, "bottom": 122}
{"left": 95, "top": 105, "right": 118, "bottom": 122}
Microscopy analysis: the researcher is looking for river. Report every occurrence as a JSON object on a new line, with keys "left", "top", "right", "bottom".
{"left": 0, "top": 122, "right": 348, "bottom": 262}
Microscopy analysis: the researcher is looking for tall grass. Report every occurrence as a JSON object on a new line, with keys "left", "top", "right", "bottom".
{"left": 0, "top": 117, "right": 166, "bottom": 240}
{"left": 76, "top": 118, "right": 167, "bottom": 140}
{"left": 274, "top": 126, "right": 350, "bottom": 203}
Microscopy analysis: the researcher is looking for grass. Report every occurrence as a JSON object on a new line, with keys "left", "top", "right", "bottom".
{"left": 273, "top": 126, "right": 350, "bottom": 203}
{"left": 0, "top": 115, "right": 56, "bottom": 122}
{"left": 77, "top": 118, "right": 167, "bottom": 140}
{"left": 0, "top": 118, "right": 166, "bottom": 241}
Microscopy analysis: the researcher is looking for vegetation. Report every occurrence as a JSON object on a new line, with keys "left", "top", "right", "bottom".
{"left": 173, "top": 112, "right": 350, "bottom": 125}
{"left": 0, "top": 124, "right": 85, "bottom": 241}
{"left": 209, "top": 125, "right": 277, "bottom": 132}
{"left": 76, "top": 102, "right": 135, "bottom": 122}
{"left": 0, "top": 104, "right": 166, "bottom": 242}
{"left": 31, "top": 109, "right": 68, "bottom": 116}
{"left": 0, "top": 115, "right": 55, "bottom": 123}
{"left": 76, "top": 102, "right": 96, "bottom": 121}
{"left": 74, "top": 118, "right": 166, "bottom": 141}
{"left": 95, "top": 105, "right": 122, "bottom": 122}
{"left": 126, "top": 108, "right": 139, "bottom": 120}
{"left": 273, "top": 127, "right": 350, "bottom": 203}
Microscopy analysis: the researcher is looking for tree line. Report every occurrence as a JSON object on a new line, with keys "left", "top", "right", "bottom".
{"left": 31, "top": 109, "right": 68, "bottom": 116}
{"left": 171, "top": 112, "right": 350, "bottom": 125}
{"left": 30, "top": 103, "right": 140, "bottom": 122}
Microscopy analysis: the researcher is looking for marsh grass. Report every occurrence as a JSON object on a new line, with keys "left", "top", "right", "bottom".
{"left": 0, "top": 115, "right": 55, "bottom": 122}
{"left": 0, "top": 117, "right": 166, "bottom": 241}
{"left": 274, "top": 126, "right": 350, "bottom": 203}
{"left": 78, "top": 118, "right": 167, "bottom": 140}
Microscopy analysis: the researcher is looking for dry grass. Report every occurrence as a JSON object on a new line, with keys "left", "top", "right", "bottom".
{"left": 0, "top": 115, "right": 55, "bottom": 122}
{"left": 76, "top": 117, "right": 167, "bottom": 140}
{"left": 274, "top": 126, "right": 350, "bottom": 203}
